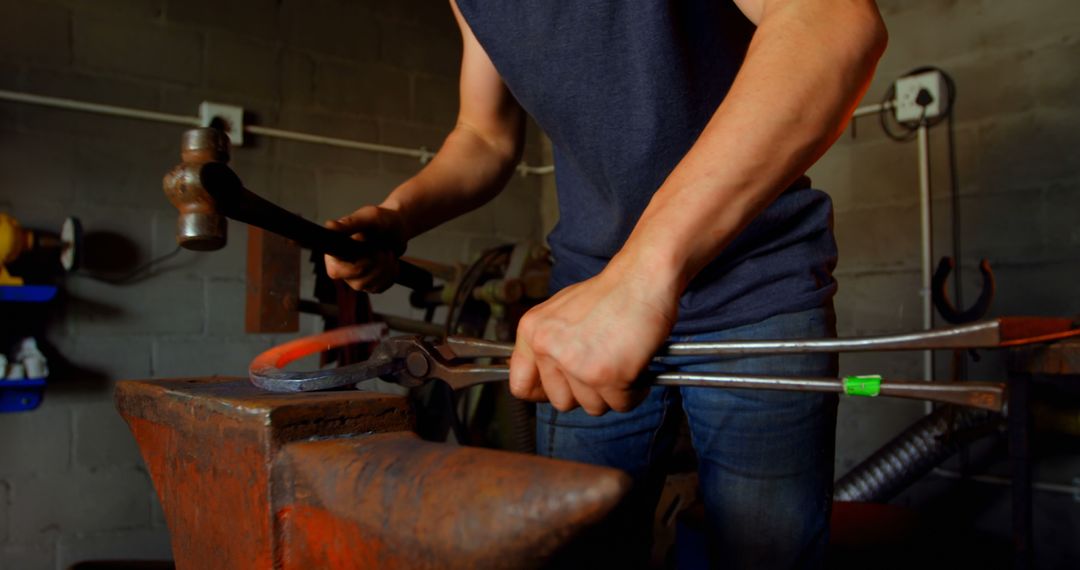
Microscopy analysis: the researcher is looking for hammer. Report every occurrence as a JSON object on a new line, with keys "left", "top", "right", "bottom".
{"left": 163, "top": 128, "right": 432, "bottom": 291}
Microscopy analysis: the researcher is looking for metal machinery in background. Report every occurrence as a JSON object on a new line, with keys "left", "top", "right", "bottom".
{"left": 298, "top": 239, "right": 552, "bottom": 453}
{"left": 405, "top": 241, "right": 552, "bottom": 451}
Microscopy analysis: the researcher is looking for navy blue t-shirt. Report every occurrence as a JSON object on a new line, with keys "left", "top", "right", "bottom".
{"left": 457, "top": 0, "right": 838, "bottom": 333}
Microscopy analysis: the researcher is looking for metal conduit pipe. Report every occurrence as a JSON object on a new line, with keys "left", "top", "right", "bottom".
{"left": 0, "top": 89, "right": 556, "bottom": 175}
{"left": 834, "top": 405, "right": 993, "bottom": 502}
{"left": 0, "top": 88, "right": 889, "bottom": 178}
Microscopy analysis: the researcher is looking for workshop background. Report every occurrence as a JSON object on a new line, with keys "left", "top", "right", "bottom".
{"left": 0, "top": 0, "right": 1077, "bottom": 568}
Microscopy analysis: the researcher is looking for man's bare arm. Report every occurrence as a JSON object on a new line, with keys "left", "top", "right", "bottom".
{"left": 326, "top": 0, "right": 523, "bottom": 291}
{"left": 619, "top": 0, "right": 887, "bottom": 294}
{"left": 381, "top": 0, "right": 524, "bottom": 239}
{"left": 510, "top": 0, "right": 887, "bottom": 414}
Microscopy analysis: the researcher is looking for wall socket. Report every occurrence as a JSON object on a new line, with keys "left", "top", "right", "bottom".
{"left": 893, "top": 70, "right": 947, "bottom": 123}
{"left": 199, "top": 101, "right": 245, "bottom": 146}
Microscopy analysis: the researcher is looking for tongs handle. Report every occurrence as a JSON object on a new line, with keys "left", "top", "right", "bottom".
{"left": 445, "top": 318, "right": 1080, "bottom": 360}
{"left": 444, "top": 336, "right": 514, "bottom": 359}
{"left": 652, "top": 373, "right": 1004, "bottom": 412}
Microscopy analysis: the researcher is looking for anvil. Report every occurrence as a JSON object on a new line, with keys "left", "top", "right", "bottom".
{"left": 115, "top": 377, "right": 628, "bottom": 569}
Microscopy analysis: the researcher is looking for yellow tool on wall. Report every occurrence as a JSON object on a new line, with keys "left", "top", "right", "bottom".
{"left": 0, "top": 212, "right": 34, "bottom": 286}
{"left": 0, "top": 213, "right": 81, "bottom": 288}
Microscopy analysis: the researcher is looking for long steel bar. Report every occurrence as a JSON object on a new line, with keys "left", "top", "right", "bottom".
{"left": 444, "top": 318, "right": 1080, "bottom": 360}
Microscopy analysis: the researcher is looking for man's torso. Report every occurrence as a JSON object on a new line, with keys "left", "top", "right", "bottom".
{"left": 457, "top": 0, "right": 838, "bottom": 333}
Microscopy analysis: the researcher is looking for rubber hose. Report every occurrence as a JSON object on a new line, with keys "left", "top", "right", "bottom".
{"left": 834, "top": 406, "right": 991, "bottom": 502}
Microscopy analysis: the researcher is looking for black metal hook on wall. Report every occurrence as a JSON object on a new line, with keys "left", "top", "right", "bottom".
{"left": 932, "top": 257, "right": 995, "bottom": 324}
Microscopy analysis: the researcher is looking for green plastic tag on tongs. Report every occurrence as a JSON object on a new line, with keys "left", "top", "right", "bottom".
{"left": 843, "top": 375, "right": 882, "bottom": 397}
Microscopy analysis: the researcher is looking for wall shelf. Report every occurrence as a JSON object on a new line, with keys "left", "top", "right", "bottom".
{"left": 0, "top": 377, "right": 46, "bottom": 413}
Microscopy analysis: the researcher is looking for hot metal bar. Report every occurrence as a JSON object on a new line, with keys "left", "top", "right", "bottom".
{"left": 249, "top": 322, "right": 397, "bottom": 392}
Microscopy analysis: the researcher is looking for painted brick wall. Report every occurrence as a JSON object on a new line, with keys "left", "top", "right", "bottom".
{"left": 3, "top": 0, "right": 1078, "bottom": 566}
{"left": 811, "top": 0, "right": 1080, "bottom": 563}
{"left": 819, "top": 0, "right": 1079, "bottom": 468}
{"left": 0, "top": 1, "right": 545, "bottom": 567}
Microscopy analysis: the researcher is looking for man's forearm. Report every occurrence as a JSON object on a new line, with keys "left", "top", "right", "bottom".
{"left": 380, "top": 122, "right": 522, "bottom": 240}
{"left": 612, "top": 0, "right": 887, "bottom": 298}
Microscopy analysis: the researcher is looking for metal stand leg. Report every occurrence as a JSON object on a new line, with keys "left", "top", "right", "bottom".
{"left": 1007, "top": 373, "right": 1033, "bottom": 569}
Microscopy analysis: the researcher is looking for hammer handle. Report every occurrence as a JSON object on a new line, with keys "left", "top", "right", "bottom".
{"left": 201, "top": 163, "right": 433, "bottom": 291}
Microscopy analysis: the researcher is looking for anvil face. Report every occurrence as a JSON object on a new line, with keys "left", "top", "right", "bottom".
{"left": 116, "top": 377, "right": 629, "bottom": 569}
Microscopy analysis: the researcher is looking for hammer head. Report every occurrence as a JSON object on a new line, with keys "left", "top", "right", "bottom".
{"left": 163, "top": 128, "right": 231, "bottom": 251}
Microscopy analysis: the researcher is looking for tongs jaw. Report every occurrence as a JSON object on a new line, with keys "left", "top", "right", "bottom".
{"left": 248, "top": 326, "right": 512, "bottom": 393}
{"left": 248, "top": 323, "right": 391, "bottom": 392}
{"left": 377, "top": 336, "right": 511, "bottom": 391}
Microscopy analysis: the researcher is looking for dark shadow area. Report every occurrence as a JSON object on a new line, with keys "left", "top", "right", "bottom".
{"left": 35, "top": 335, "right": 112, "bottom": 396}
{"left": 830, "top": 384, "right": 1080, "bottom": 570}
{"left": 74, "top": 233, "right": 193, "bottom": 286}
{"left": 61, "top": 290, "right": 125, "bottom": 322}
{"left": 1, "top": 289, "right": 116, "bottom": 396}
{"left": 830, "top": 437, "right": 1013, "bottom": 569}
{"left": 80, "top": 230, "right": 141, "bottom": 274}
{"left": 828, "top": 498, "right": 1013, "bottom": 570}
{"left": 1, "top": 293, "right": 63, "bottom": 356}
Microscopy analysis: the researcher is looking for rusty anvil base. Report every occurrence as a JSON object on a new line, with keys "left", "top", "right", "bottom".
{"left": 116, "top": 377, "right": 629, "bottom": 570}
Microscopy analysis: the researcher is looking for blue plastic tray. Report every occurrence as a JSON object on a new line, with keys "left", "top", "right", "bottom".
{"left": 0, "top": 377, "right": 46, "bottom": 413}
{"left": 0, "top": 285, "right": 58, "bottom": 302}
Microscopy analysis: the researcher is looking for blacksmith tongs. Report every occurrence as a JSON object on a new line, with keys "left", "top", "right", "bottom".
{"left": 249, "top": 317, "right": 1080, "bottom": 412}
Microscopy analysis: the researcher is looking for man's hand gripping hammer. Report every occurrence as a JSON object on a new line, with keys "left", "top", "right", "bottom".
{"left": 162, "top": 127, "right": 432, "bottom": 291}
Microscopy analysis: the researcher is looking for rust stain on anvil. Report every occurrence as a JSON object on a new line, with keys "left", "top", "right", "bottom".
{"left": 115, "top": 377, "right": 414, "bottom": 569}
{"left": 116, "top": 377, "right": 630, "bottom": 569}
{"left": 273, "top": 433, "right": 631, "bottom": 569}
{"left": 126, "top": 415, "right": 274, "bottom": 568}
{"left": 116, "top": 377, "right": 414, "bottom": 445}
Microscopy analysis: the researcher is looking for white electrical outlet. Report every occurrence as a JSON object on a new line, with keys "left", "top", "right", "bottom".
{"left": 199, "top": 101, "right": 245, "bottom": 146}
{"left": 893, "top": 70, "right": 947, "bottom": 123}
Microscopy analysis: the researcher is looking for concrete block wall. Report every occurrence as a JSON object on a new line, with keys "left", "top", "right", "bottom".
{"left": 810, "top": 0, "right": 1080, "bottom": 562}
{"left": 818, "top": 0, "right": 1080, "bottom": 463}
{"left": 0, "top": 1, "right": 546, "bottom": 567}
{"left": 2, "top": 0, "right": 1076, "bottom": 565}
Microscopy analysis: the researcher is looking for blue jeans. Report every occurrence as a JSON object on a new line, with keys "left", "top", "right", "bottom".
{"left": 537, "top": 307, "right": 838, "bottom": 569}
